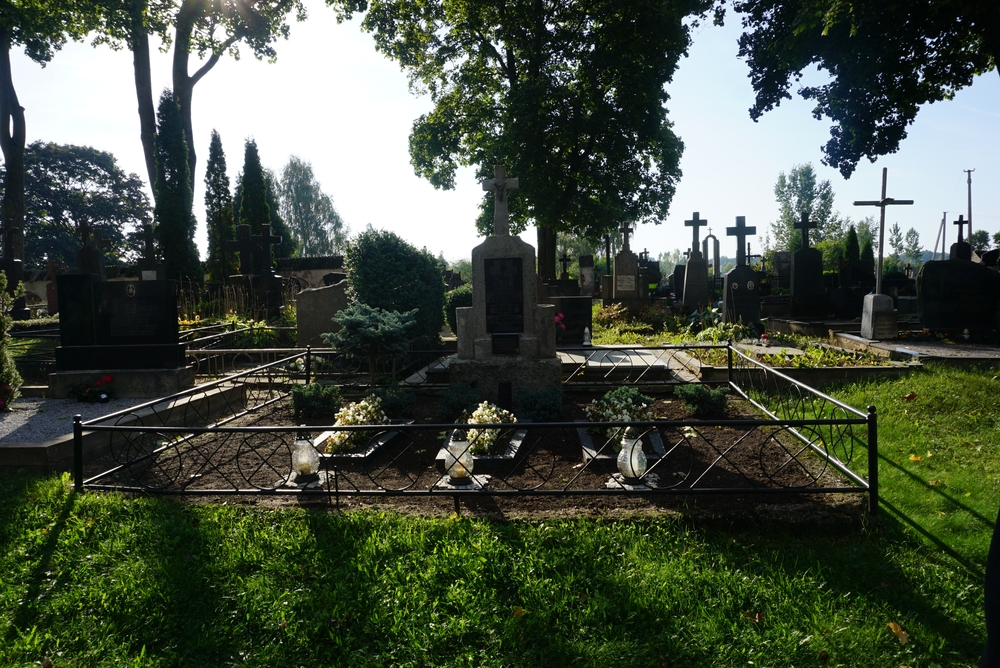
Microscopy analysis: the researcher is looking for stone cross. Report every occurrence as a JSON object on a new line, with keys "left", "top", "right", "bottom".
{"left": 726, "top": 216, "right": 756, "bottom": 266}
{"left": 481, "top": 166, "right": 519, "bottom": 236}
{"left": 794, "top": 211, "right": 816, "bottom": 249}
{"left": 78, "top": 217, "right": 94, "bottom": 248}
{"left": 953, "top": 215, "right": 968, "bottom": 243}
{"left": 559, "top": 252, "right": 571, "bottom": 278}
{"left": 253, "top": 225, "right": 282, "bottom": 276}
{"left": 619, "top": 221, "right": 633, "bottom": 252}
{"left": 226, "top": 224, "right": 255, "bottom": 276}
{"left": 141, "top": 223, "right": 158, "bottom": 261}
{"left": 685, "top": 212, "right": 707, "bottom": 254}
{"left": 854, "top": 167, "right": 914, "bottom": 295}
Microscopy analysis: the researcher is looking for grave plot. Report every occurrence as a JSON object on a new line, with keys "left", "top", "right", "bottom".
{"left": 76, "top": 347, "right": 876, "bottom": 514}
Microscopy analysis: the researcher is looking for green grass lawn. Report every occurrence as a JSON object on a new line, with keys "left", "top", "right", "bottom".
{"left": 1, "top": 364, "right": 995, "bottom": 667}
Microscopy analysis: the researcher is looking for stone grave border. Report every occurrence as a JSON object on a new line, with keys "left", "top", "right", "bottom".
{"left": 74, "top": 345, "right": 879, "bottom": 515}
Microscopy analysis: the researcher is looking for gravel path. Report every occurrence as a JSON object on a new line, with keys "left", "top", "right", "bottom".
{"left": 0, "top": 398, "right": 152, "bottom": 443}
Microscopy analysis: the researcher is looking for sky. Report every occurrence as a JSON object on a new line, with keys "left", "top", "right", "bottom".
{"left": 13, "top": 0, "right": 1000, "bottom": 265}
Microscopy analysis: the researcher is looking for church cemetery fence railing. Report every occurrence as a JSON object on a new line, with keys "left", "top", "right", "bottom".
{"left": 74, "top": 344, "right": 878, "bottom": 513}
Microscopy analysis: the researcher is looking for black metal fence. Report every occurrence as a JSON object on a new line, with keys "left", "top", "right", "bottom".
{"left": 74, "top": 343, "right": 877, "bottom": 513}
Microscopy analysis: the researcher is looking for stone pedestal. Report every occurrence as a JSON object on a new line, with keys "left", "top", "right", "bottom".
{"left": 682, "top": 254, "right": 710, "bottom": 309}
{"left": 722, "top": 264, "right": 760, "bottom": 325}
{"left": 861, "top": 293, "right": 897, "bottom": 340}
{"left": 296, "top": 281, "right": 348, "bottom": 347}
{"left": 48, "top": 366, "right": 195, "bottom": 399}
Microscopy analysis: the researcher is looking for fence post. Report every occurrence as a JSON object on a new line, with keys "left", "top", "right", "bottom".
{"left": 867, "top": 404, "right": 878, "bottom": 515}
{"left": 727, "top": 339, "right": 733, "bottom": 384}
{"left": 73, "top": 414, "right": 83, "bottom": 493}
{"left": 305, "top": 345, "right": 311, "bottom": 384}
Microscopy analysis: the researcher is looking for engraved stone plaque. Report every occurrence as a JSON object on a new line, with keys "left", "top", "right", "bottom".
{"left": 484, "top": 258, "right": 524, "bottom": 333}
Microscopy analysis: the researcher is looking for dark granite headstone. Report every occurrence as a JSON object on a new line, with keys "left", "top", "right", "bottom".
{"left": 57, "top": 274, "right": 98, "bottom": 346}
{"left": 547, "top": 295, "right": 593, "bottom": 345}
{"left": 491, "top": 332, "right": 520, "bottom": 355}
{"left": 484, "top": 257, "right": 524, "bottom": 333}
{"left": 579, "top": 255, "right": 596, "bottom": 296}
{"left": 722, "top": 264, "right": 760, "bottom": 326}
{"left": 94, "top": 281, "right": 179, "bottom": 345}
{"left": 790, "top": 247, "right": 827, "bottom": 318}
{"left": 917, "top": 260, "right": 1000, "bottom": 331}
{"left": 671, "top": 264, "right": 686, "bottom": 298}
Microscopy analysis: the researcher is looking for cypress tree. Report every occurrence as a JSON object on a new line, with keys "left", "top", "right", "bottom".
{"left": 860, "top": 239, "right": 875, "bottom": 268}
{"left": 845, "top": 224, "right": 860, "bottom": 262}
{"left": 154, "top": 89, "right": 202, "bottom": 281}
{"left": 204, "top": 130, "right": 237, "bottom": 282}
{"left": 237, "top": 138, "right": 271, "bottom": 272}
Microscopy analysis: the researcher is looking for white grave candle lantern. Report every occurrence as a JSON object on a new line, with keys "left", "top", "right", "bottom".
{"left": 617, "top": 426, "right": 647, "bottom": 483}
{"left": 445, "top": 429, "right": 475, "bottom": 485}
{"left": 292, "top": 434, "right": 320, "bottom": 481}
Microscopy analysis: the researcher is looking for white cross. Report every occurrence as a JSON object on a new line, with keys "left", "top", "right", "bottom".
{"left": 481, "top": 166, "right": 519, "bottom": 237}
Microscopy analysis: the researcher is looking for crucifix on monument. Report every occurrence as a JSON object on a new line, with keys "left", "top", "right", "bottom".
{"left": 794, "top": 211, "right": 816, "bottom": 249}
{"left": 253, "top": 225, "right": 282, "bottom": 277}
{"left": 226, "top": 225, "right": 255, "bottom": 276}
{"left": 619, "top": 221, "right": 633, "bottom": 253}
{"left": 481, "top": 166, "right": 519, "bottom": 237}
{"left": 954, "top": 214, "right": 968, "bottom": 244}
{"left": 853, "top": 167, "right": 914, "bottom": 295}
{"left": 726, "top": 216, "right": 756, "bottom": 266}
{"left": 685, "top": 212, "right": 707, "bottom": 257}
{"left": 559, "top": 252, "right": 571, "bottom": 279}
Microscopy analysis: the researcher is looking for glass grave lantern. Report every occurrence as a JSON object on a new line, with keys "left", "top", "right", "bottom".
{"left": 291, "top": 432, "right": 321, "bottom": 484}
{"left": 617, "top": 426, "right": 647, "bottom": 484}
{"left": 444, "top": 429, "right": 474, "bottom": 486}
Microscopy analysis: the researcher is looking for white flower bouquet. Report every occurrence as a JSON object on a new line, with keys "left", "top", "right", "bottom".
{"left": 322, "top": 395, "right": 390, "bottom": 453}
{"left": 464, "top": 401, "right": 517, "bottom": 454}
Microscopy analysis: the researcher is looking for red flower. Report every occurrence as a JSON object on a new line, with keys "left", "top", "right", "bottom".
{"left": 103, "top": 375, "right": 114, "bottom": 384}
{"left": 94, "top": 380, "right": 103, "bottom": 387}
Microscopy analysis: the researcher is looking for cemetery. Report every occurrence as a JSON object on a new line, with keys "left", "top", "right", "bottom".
{"left": 2, "top": 1, "right": 999, "bottom": 664}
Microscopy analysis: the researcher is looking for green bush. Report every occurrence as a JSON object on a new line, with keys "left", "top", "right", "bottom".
{"left": 0, "top": 273, "right": 23, "bottom": 410}
{"left": 434, "top": 382, "right": 480, "bottom": 423}
{"left": 290, "top": 383, "right": 342, "bottom": 421}
{"left": 516, "top": 387, "right": 562, "bottom": 422}
{"left": 323, "top": 303, "right": 417, "bottom": 386}
{"left": 345, "top": 229, "right": 445, "bottom": 340}
{"left": 366, "top": 383, "right": 415, "bottom": 419}
{"left": 444, "top": 282, "right": 473, "bottom": 335}
{"left": 674, "top": 383, "right": 728, "bottom": 418}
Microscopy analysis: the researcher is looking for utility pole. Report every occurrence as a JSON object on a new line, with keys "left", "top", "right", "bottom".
{"left": 965, "top": 169, "right": 975, "bottom": 241}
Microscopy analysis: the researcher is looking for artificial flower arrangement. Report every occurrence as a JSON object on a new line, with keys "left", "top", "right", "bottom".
{"left": 321, "top": 395, "right": 389, "bottom": 453}
{"left": 71, "top": 375, "right": 115, "bottom": 403}
{"left": 463, "top": 401, "right": 517, "bottom": 454}
{"left": 584, "top": 386, "right": 654, "bottom": 444}
{"left": 554, "top": 312, "right": 566, "bottom": 331}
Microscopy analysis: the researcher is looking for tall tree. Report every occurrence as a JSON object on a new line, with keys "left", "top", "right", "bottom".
{"left": 904, "top": 228, "right": 923, "bottom": 267}
{"left": 235, "top": 138, "right": 270, "bottom": 273}
{"left": 96, "top": 0, "right": 306, "bottom": 191}
{"left": 844, "top": 225, "right": 860, "bottom": 262}
{"left": 1, "top": 141, "right": 151, "bottom": 269}
{"left": 329, "top": 0, "right": 711, "bottom": 272}
{"left": 154, "top": 89, "right": 201, "bottom": 281}
{"left": 262, "top": 167, "right": 297, "bottom": 260}
{"left": 770, "top": 163, "right": 841, "bottom": 252}
{"left": 204, "top": 129, "right": 236, "bottom": 282}
{"left": 888, "top": 222, "right": 904, "bottom": 258}
{"left": 278, "top": 156, "right": 348, "bottom": 256}
{"left": 733, "top": 0, "right": 999, "bottom": 177}
{"left": 0, "top": 1, "right": 97, "bottom": 281}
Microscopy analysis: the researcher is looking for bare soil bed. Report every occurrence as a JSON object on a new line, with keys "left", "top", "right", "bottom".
{"left": 83, "top": 390, "right": 867, "bottom": 528}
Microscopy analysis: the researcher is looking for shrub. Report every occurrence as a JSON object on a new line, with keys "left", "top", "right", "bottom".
{"left": 345, "top": 229, "right": 445, "bottom": 339}
{"left": 323, "top": 303, "right": 417, "bottom": 386}
{"left": 516, "top": 387, "right": 562, "bottom": 422}
{"left": 290, "top": 383, "right": 342, "bottom": 421}
{"left": 435, "top": 382, "right": 480, "bottom": 422}
{"left": 594, "top": 302, "right": 629, "bottom": 328}
{"left": 444, "top": 282, "right": 473, "bottom": 335}
{"left": 0, "top": 272, "right": 23, "bottom": 410}
{"left": 675, "top": 383, "right": 728, "bottom": 418}
{"left": 367, "top": 383, "right": 415, "bottom": 419}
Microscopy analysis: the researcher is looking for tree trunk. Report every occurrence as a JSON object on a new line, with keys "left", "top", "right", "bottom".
{"left": 173, "top": 0, "right": 199, "bottom": 190}
{"left": 128, "top": 0, "right": 157, "bottom": 192}
{"left": 536, "top": 225, "right": 556, "bottom": 281}
{"left": 0, "top": 29, "right": 25, "bottom": 264}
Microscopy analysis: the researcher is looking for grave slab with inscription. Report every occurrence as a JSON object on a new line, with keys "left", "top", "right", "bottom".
{"left": 451, "top": 167, "right": 560, "bottom": 409}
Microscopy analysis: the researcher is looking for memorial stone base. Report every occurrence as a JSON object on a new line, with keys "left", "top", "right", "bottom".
{"left": 861, "top": 293, "right": 897, "bottom": 340}
{"left": 448, "top": 358, "right": 562, "bottom": 410}
{"left": 48, "top": 365, "right": 195, "bottom": 399}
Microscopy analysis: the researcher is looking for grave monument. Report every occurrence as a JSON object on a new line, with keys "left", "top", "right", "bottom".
{"left": 853, "top": 168, "right": 913, "bottom": 339}
{"left": 722, "top": 216, "right": 760, "bottom": 326}
{"left": 451, "top": 166, "right": 560, "bottom": 409}
{"left": 682, "top": 212, "right": 711, "bottom": 309}
{"left": 789, "top": 212, "right": 827, "bottom": 319}
{"left": 579, "top": 255, "right": 595, "bottom": 296}
{"left": 137, "top": 223, "right": 166, "bottom": 281}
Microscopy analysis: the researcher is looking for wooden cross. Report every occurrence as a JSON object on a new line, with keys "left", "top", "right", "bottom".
{"left": 854, "top": 167, "right": 914, "bottom": 295}
{"left": 226, "top": 224, "right": 255, "bottom": 276}
{"left": 619, "top": 221, "right": 633, "bottom": 252}
{"left": 794, "top": 211, "right": 816, "bottom": 249}
{"left": 253, "top": 225, "right": 282, "bottom": 276}
{"left": 559, "top": 252, "right": 571, "bottom": 278}
{"left": 481, "top": 166, "right": 519, "bottom": 236}
{"left": 685, "top": 212, "right": 707, "bottom": 254}
{"left": 726, "top": 216, "right": 756, "bottom": 266}
{"left": 953, "top": 215, "right": 968, "bottom": 244}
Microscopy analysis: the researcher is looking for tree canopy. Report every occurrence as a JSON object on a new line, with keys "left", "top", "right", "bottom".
{"left": 770, "top": 163, "right": 841, "bottom": 252}
{"left": 733, "top": 0, "right": 999, "bottom": 177}
{"left": 279, "top": 156, "right": 348, "bottom": 256}
{"left": 204, "top": 129, "right": 237, "bottom": 282}
{"left": 1, "top": 141, "right": 151, "bottom": 270}
{"left": 330, "top": 0, "right": 711, "bottom": 242}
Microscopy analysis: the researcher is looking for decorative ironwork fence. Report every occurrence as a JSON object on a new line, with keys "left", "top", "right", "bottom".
{"left": 74, "top": 343, "right": 877, "bottom": 513}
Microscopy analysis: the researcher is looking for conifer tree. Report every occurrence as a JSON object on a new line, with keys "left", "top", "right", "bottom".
{"left": 154, "top": 89, "right": 201, "bottom": 281}
{"left": 204, "top": 130, "right": 237, "bottom": 282}
{"left": 236, "top": 138, "right": 271, "bottom": 272}
{"left": 845, "top": 225, "right": 860, "bottom": 262}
